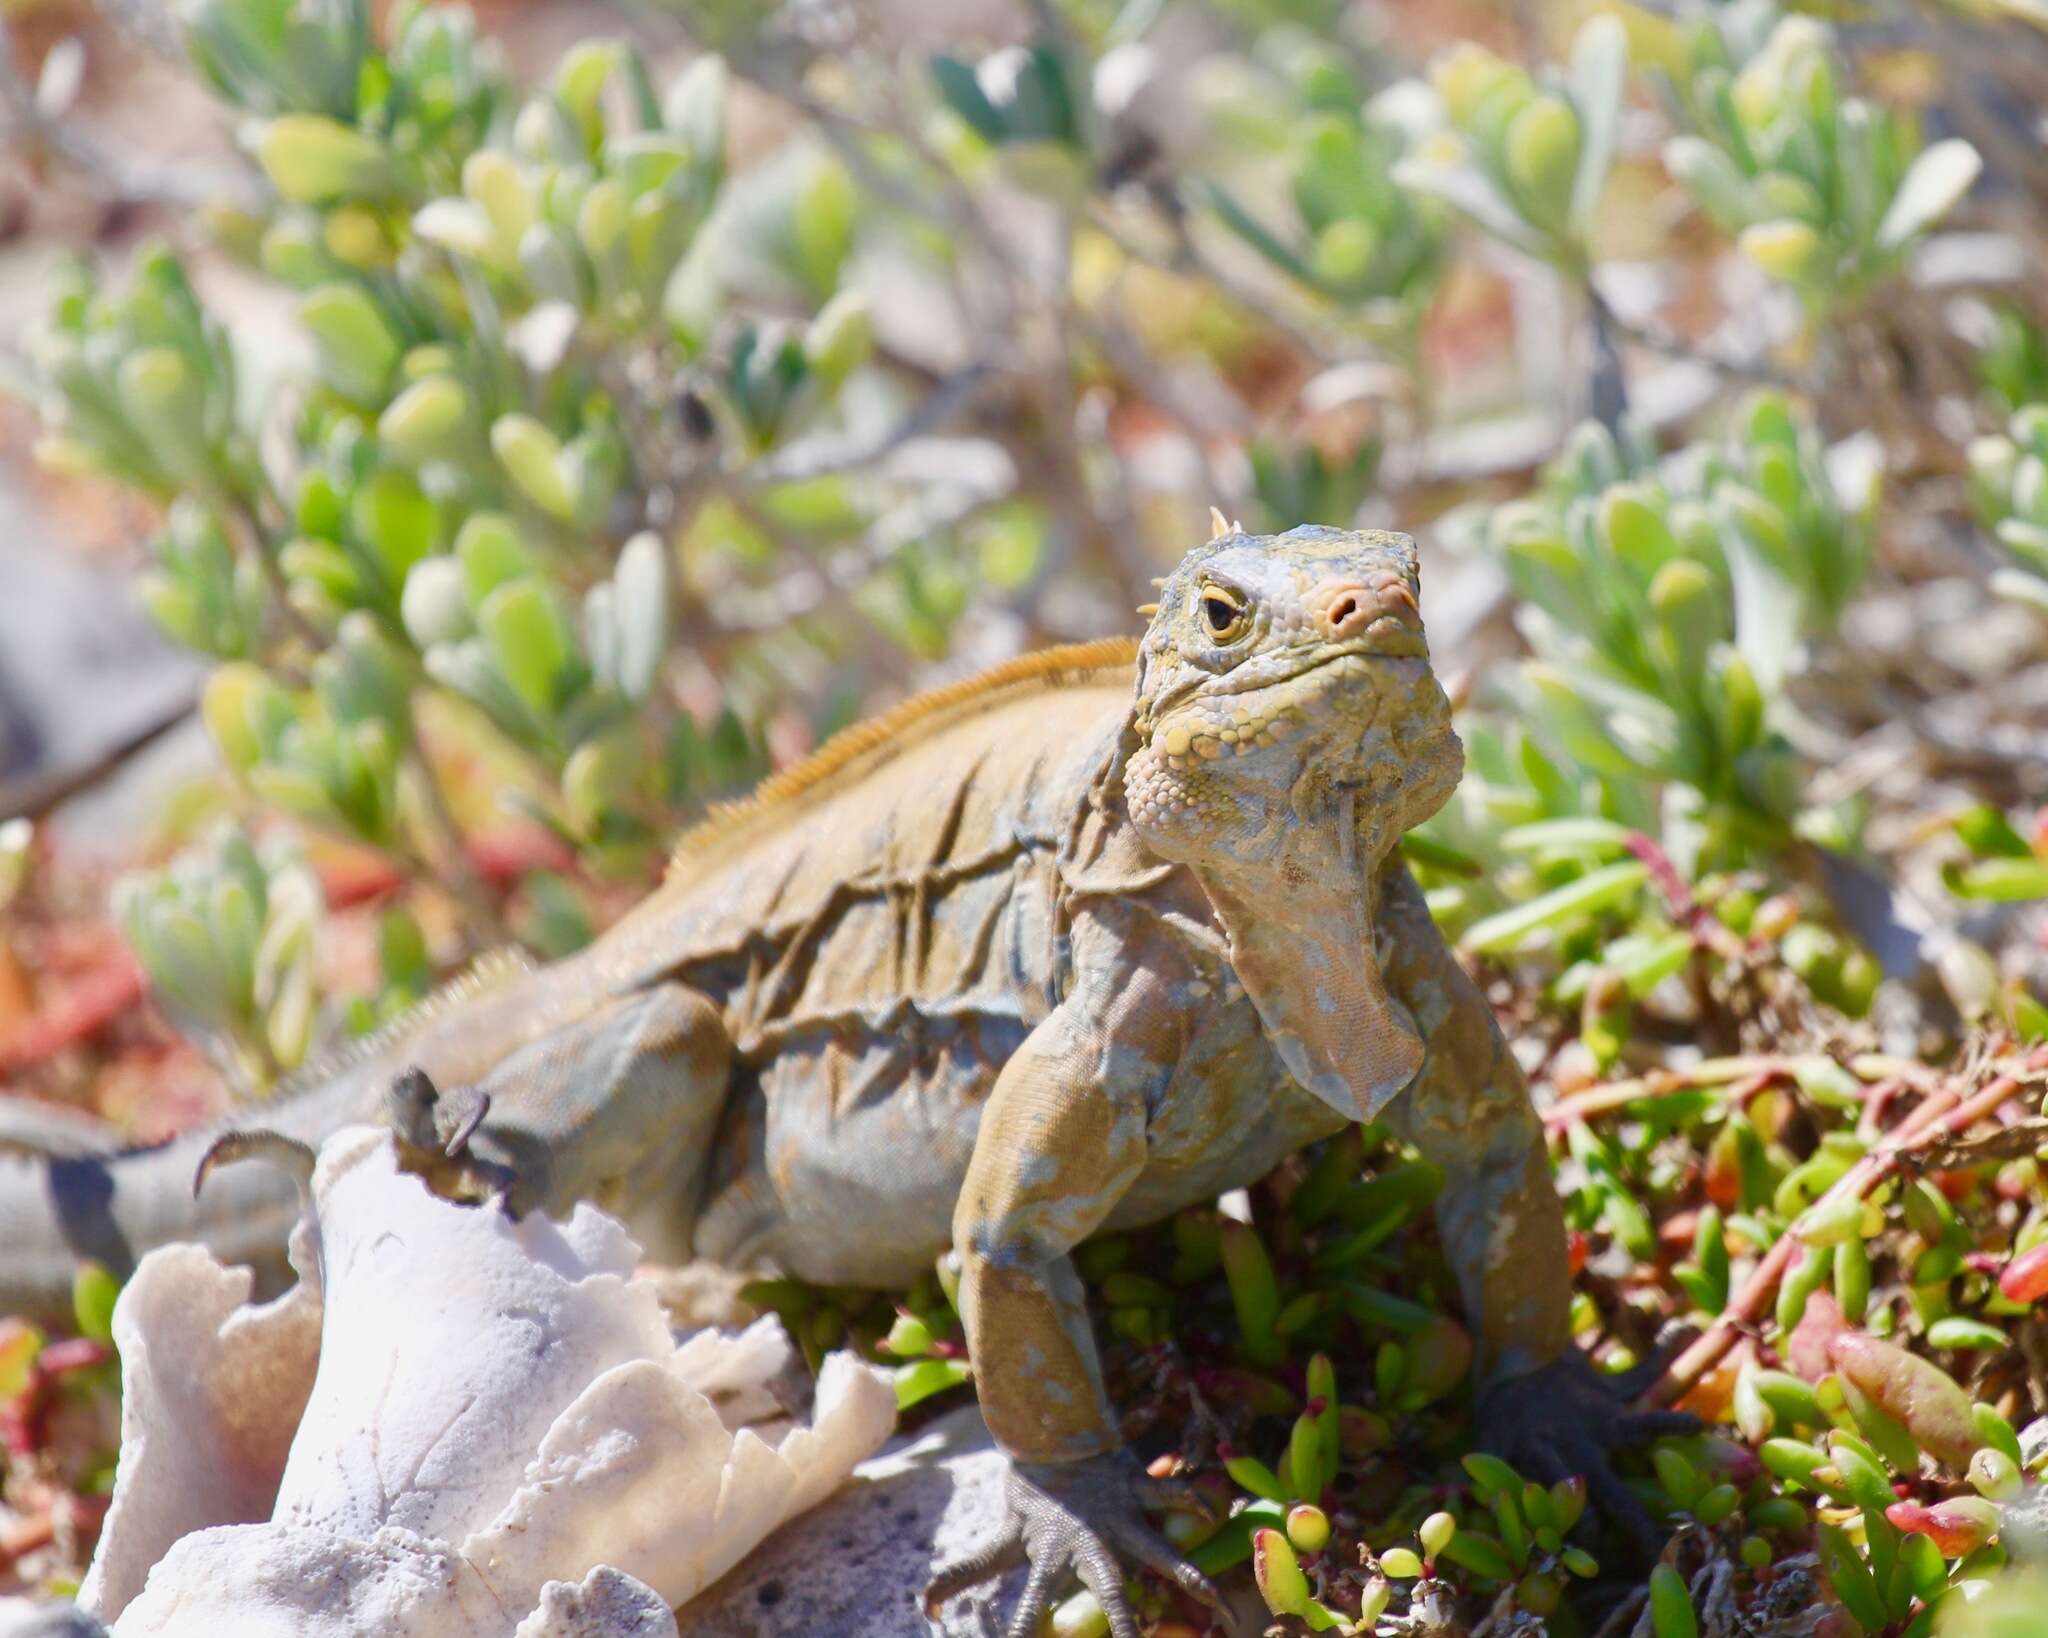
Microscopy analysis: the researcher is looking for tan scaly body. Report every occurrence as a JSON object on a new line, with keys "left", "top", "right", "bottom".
{"left": 0, "top": 528, "right": 1683, "bottom": 1638}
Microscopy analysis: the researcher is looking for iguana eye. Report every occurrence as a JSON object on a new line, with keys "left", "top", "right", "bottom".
{"left": 1199, "top": 585, "right": 1249, "bottom": 643}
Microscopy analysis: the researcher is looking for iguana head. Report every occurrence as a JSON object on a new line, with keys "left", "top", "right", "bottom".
{"left": 1123, "top": 524, "right": 1461, "bottom": 871}
{"left": 1117, "top": 523, "right": 1463, "bottom": 1123}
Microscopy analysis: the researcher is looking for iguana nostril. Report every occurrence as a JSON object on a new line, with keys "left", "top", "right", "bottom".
{"left": 1321, "top": 585, "right": 1372, "bottom": 638}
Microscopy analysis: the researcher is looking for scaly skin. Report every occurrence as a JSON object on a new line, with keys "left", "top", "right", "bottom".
{"left": 0, "top": 525, "right": 1688, "bottom": 1633}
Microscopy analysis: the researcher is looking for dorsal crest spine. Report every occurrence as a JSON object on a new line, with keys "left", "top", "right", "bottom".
{"left": 268, "top": 946, "right": 538, "bottom": 1101}
{"left": 664, "top": 637, "right": 1138, "bottom": 886}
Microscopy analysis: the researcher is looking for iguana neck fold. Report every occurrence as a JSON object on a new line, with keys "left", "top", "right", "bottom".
{"left": 1180, "top": 791, "right": 1424, "bottom": 1122}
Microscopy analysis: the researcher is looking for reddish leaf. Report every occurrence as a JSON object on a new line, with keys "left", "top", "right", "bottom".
{"left": 1338, "top": 1406, "right": 1391, "bottom": 1458}
{"left": 467, "top": 822, "right": 576, "bottom": 883}
{"left": 1827, "top": 1332, "right": 1981, "bottom": 1468}
{"left": 315, "top": 847, "right": 404, "bottom": 908}
{"left": 1703, "top": 1127, "right": 1743, "bottom": 1210}
{"left": 1696, "top": 1434, "right": 1762, "bottom": 1485}
{"left": 1786, "top": 1291, "right": 1849, "bottom": 1382}
{"left": 2000, "top": 1241, "right": 2048, "bottom": 1305}
{"left": 1195, "top": 1368, "right": 1297, "bottom": 1419}
{"left": 1885, "top": 1496, "right": 1999, "bottom": 1556}
{"left": 316, "top": 826, "right": 571, "bottom": 911}
{"left": 1675, "top": 1356, "right": 1740, "bottom": 1422}
{"left": 37, "top": 1337, "right": 110, "bottom": 1376}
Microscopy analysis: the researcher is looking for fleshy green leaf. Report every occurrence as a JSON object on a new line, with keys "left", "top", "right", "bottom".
{"left": 1874, "top": 139, "right": 1982, "bottom": 253}
{"left": 72, "top": 1262, "right": 119, "bottom": 1344}
{"left": 478, "top": 577, "right": 576, "bottom": 716}
{"left": 1461, "top": 861, "right": 1650, "bottom": 954}
{"left": 1567, "top": 15, "right": 1627, "bottom": 235}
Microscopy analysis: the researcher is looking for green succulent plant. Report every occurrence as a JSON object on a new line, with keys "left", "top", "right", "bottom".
{"left": 1458, "top": 394, "right": 1875, "bottom": 876}
{"left": 1394, "top": 14, "right": 1628, "bottom": 272}
{"left": 1658, "top": 10, "right": 1981, "bottom": 315}
{"left": 18, "top": 0, "right": 897, "bottom": 897}
{"left": 1195, "top": 31, "right": 1442, "bottom": 319}
{"left": 929, "top": 39, "right": 1091, "bottom": 200}
{"left": 1968, "top": 404, "right": 2048, "bottom": 614}
{"left": 29, "top": 246, "right": 258, "bottom": 505}
{"left": 113, "top": 825, "right": 325, "bottom": 1089}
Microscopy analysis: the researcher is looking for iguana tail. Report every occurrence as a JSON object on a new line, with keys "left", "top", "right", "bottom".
{"left": 0, "top": 1066, "right": 377, "bottom": 1324}
{"left": 0, "top": 948, "right": 565, "bottom": 1323}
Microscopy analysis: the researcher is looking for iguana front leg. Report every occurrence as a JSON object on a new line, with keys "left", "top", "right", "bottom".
{"left": 1377, "top": 863, "right": 1696, "bottom": 1552}
{"left": 935, "top": 964, "right": 1224, "bottom": 1638}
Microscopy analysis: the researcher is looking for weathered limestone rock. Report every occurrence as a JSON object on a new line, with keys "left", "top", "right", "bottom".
{"left": 683, "top": 1404, "right": 1272, "bottom": 1637}
{"left": 679, "top": 1405, "right": 1019, "bottom": 1638}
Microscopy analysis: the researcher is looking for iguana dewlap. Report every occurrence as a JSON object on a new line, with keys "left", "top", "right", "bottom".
{"left": 1, "top": 525, "right": 1686, "bottom": 1635}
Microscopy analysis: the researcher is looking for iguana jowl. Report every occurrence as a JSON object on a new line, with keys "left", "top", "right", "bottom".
{"left": 0, "top": 525, "right": 1689, "bottom": 1634}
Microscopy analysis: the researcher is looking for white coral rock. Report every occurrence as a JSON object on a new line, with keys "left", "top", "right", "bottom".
{"left": 76, "top": 1127, "right": 897, "bottom": 1636}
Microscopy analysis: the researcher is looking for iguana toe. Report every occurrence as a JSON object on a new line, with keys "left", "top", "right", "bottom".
{"left": 384, "top": 1066, "right": 524, "bottom": 1211}
{"left": 925, "top": 1452, "right": 1230, "bottom": 1638}
{"left": 1476, "top": 1350, "right": 1702, "bottom": 1563}
{"left": 385, "top": 1065, "right": 442, "bottom": 1152}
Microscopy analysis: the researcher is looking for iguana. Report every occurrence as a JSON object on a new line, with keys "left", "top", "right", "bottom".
{"left": 0, "top": 524, "right": 1690, "bottom": 1635}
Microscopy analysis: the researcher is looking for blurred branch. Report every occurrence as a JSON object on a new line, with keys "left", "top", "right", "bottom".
{"left": 726, "top": 44, "right": 980, "bottom": 239}
{"left": 1584, "top": 283, "right": 1631, "bottom": 433}
{"left": 1073, "top": 301, "right": 1233, "bottom": 505}
{"left": 1587, "top": 283, "right": 1797, "bottom": 391}
{"left": 0, "top": 692, "right": 196, "bottom": 824}
{"left": 213, "top": 493, "right": 329, "bottom": 655}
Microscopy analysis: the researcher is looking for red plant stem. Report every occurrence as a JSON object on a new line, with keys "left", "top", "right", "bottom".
{"left": 1652, "top": 1045, "right": 2048, "bottom": 1406}
{"left": 1855, "top": 1078, "right": 1910, "bottom": 1144}
{"left": 1623, "top": 830, "right": 1698, "bottom": 924}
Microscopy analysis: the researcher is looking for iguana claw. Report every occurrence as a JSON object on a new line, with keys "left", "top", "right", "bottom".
{"left": 437, "top": 1085, "right": 491, "bottom": 1158}
{"left": 1476, "top": 1349, "right": 1701, "bottom": 1561}
{"left": 923, "top": 1452, "right": 1230, "bottom": 1638}
{"left": 192, "top": 1130, "right": 316, "bottom": 1204}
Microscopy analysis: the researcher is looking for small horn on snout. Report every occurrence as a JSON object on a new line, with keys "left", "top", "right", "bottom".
{"left": 194, "top": 1129, "right": 316, "bottom": 1205}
